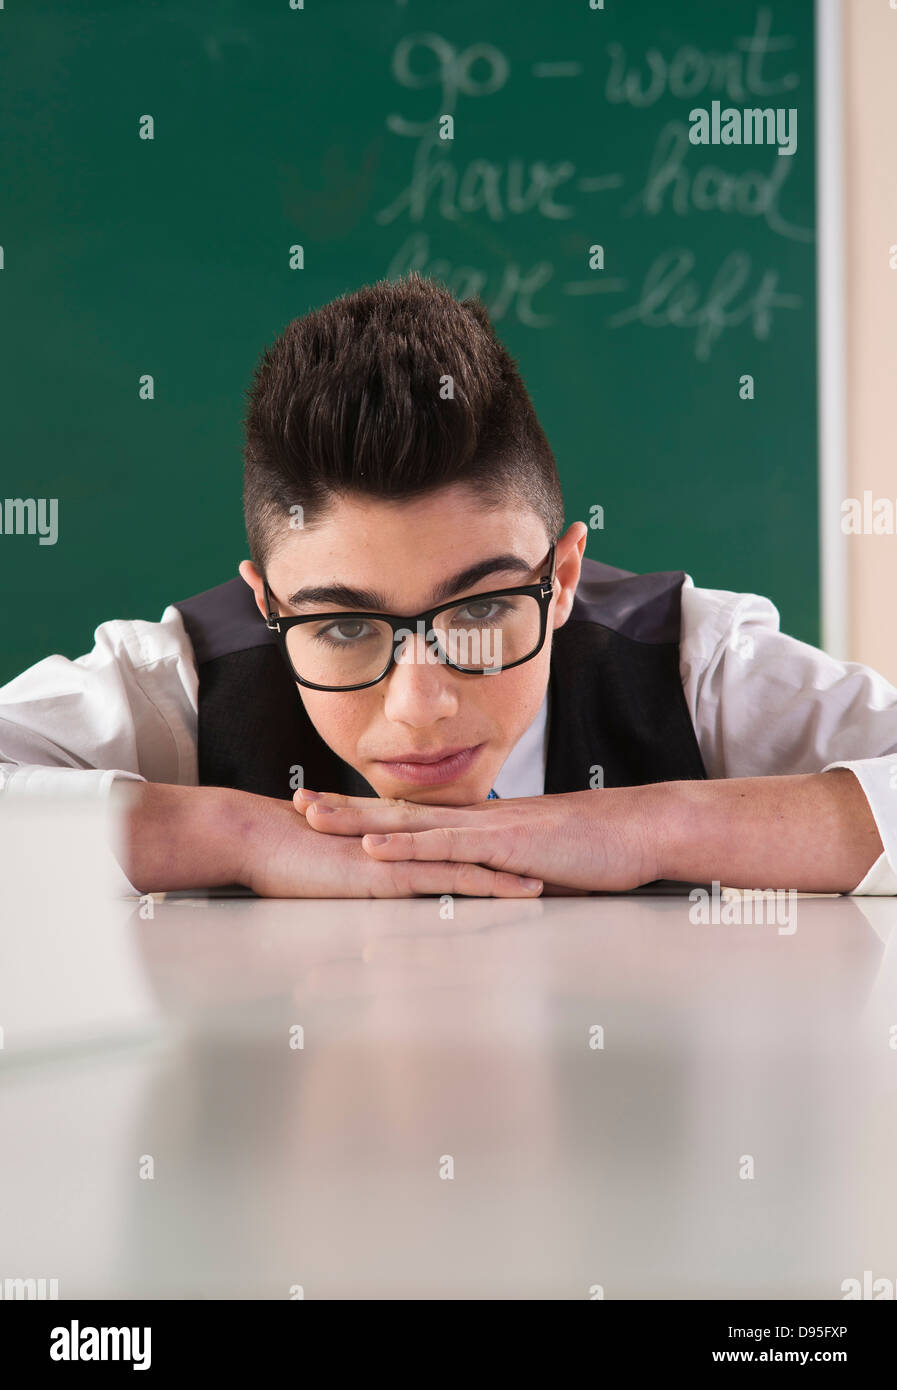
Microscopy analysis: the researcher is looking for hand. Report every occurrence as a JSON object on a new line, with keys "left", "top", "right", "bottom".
{"left": 239, "top": 791, "right": 544, "bottom": 899}
{"left": 293, "top": 787, "right": 662, "bottom": 893}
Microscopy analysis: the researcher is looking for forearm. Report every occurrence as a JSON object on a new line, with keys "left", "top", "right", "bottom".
{"left": 111, "top": 781, "right": 264, "bottom": 894}
{"left": 652, "top": 768, "right": 885, "bottom": 893}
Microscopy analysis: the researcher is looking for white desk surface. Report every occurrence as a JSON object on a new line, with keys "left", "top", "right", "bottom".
{"left": 1, "top": 890, "right": 895, "bottom": 1299}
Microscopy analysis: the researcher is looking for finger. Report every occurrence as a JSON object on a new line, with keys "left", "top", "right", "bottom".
{"left": 366, "top": 839, "right": 584, "bottom": 895}
{"left": 293, "top": 788, "right": 448, "bottom": 817}
{"left": 371, "top": 859, "right": 542, "bottom": 898}
{"left": 362, "top": 826, "right": 518, "bottom": 870}
{"left": 303, "top": 802, "right": 476, "bottom": 835}
{"left": 293, "top": 787, "right": 371, "bottom": 813}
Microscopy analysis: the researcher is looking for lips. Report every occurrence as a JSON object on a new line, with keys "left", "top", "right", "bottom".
{"left": 381, "top": 745, "right": 471, "bottom": 765}
{"left": 375, "top": 742, "right": 485, "bottom": 787}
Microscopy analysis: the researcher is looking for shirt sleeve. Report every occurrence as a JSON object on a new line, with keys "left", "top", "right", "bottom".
{"left": 679, "top": 578, "right": 897, "bottom": 895}
{"left": 0, "top": 605, "right": 199, "bottom": 896}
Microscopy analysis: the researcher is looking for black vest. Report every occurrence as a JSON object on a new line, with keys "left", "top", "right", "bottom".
{"left": 172, "top": 558, "right": 707, "bottom": 800}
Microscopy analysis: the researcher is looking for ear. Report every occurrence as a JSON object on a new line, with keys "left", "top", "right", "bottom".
{"left": 551, "top": 521, "right": 588, "bottom": 630}
{"left": 238, "top": 560, "right": 269, "bottom": 621}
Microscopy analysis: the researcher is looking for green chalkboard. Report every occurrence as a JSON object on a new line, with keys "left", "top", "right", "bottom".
{"left": 0, "top": 0, "right": 817, "bottom": 686}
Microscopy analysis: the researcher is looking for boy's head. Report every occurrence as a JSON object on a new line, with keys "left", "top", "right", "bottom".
{"left": 239, "top": 273, "right": 586, "bottom": 802}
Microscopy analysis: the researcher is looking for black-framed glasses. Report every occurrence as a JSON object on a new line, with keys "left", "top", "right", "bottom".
{"left": 263, "top": 542, "right": 558, "bottom": 691}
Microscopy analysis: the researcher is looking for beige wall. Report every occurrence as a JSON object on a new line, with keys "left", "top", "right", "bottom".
{"left": 843, "top": 1, "right": 897, "bottom": 682}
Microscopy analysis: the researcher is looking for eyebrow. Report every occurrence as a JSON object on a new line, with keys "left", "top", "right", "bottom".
{"left": 284, "top": 553, "right": 539, "bottom": 613}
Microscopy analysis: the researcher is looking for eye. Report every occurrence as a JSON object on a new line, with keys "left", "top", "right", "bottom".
{"left": 450, "top": 598, "right": 514, "bottom": 625}
{"left": 313, "top": 618, "right": 377, "bottom": 646}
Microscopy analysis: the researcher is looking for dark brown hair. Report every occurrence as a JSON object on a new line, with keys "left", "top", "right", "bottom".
{"left": 242, "top": 272, "right": 565, "bottom": 572}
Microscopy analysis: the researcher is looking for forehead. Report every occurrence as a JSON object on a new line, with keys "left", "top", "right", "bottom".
{"left": 266, "top": 486, "right": 549, "bottom": 612}
{"left": 283, "top": 483, "right": 526, "bottom": 543}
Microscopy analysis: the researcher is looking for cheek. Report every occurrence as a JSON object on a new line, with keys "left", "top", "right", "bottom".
{"left": 464, "top": 651, "right": 549, "bottom": 745}
{"left": 299, "top": 689, "right": 376, "bottom": 755}
{"left": 493, "top": 647, "right": 551, "bottom": 719}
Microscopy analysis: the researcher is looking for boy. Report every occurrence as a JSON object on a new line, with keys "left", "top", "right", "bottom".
{"left": 1, "top": 274, "right": 895, "bottom": 898}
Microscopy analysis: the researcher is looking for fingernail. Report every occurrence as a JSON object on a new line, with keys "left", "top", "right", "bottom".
{"left": 297, "top": 788, "right": 320, "bottom": 800}
{"left": 366, "top": 834, "right": 391, "bottom": 845}
{"left": 313, "top": 804, "right": 336, "bottom": 815}
{"left": 518, "top": 876, "right": 541, "bottom": 890}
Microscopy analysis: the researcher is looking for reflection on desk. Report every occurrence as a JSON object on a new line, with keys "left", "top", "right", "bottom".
{"left": 1, "top": 883, "right": 895, "bottom": 1299}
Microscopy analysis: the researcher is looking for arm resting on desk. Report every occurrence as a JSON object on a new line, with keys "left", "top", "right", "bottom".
{"left": 654, "top": 768, "right": 887, "bottom": 894}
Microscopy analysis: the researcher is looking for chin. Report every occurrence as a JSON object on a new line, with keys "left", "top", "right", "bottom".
{"left": 366, "top": 770, "right": 491, "bottom": 804}
{"left": 415, "top": 782, "right": 489, "bottom": 805}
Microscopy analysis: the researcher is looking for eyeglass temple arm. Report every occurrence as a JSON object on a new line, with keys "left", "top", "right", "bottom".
{"left": 262, "top": 578, "right": 280, "bottom": 630}
{"left": 542, "top": 541, "right": 558, "bottom": 593}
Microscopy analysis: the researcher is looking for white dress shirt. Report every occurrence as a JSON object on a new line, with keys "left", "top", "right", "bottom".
{"left": 2, "top": 576, "right": 897, "bottom": 898}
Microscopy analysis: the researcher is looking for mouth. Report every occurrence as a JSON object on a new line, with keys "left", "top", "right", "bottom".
{"left": 374, "top": 743, "right": 485, "bottom": 787}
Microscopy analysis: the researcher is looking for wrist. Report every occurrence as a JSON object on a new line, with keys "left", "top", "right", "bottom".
{"left": 639, "top": 779, "right": 686, "bottom": 883}
{"left": 114, "top": 782, "right": 258, "bottom": 893}
{"left": 227, "top": 788, "right": 286, "bottom": 893}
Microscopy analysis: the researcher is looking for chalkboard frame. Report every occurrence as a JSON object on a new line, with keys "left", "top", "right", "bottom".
{"left": 816, "top": 0, "right": 848, "bottom": 659}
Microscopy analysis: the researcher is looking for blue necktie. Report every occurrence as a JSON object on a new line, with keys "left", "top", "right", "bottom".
{"left": 487, "top": 788, "right": 499, "bottom": 799}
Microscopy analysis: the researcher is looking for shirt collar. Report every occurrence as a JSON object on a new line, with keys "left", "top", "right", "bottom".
{"left": 490, "top": 685, "right": 550, "bottom": 799}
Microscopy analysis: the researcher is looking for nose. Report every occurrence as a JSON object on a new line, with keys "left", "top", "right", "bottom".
{"left": 381, "top": 630, "right": 460, "bottom": 726}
